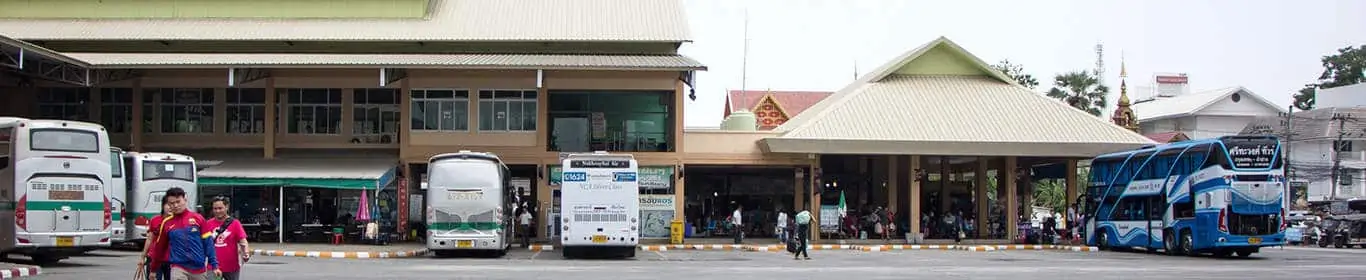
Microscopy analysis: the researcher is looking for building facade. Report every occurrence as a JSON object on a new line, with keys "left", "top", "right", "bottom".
{"left": 1244, "top": 107, "right": 1366, "bottom": 203}
{"left": 1, "top": 0, "right": 1152, "bottom": 243}
{"left": 1132, "top": 86, "right": 1284, "bottom": 140}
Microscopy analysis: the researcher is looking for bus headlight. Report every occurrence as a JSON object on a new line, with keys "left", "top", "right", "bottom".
{"left": 631, "top": 226, "right": 637, "bottom": 231}
{"left": 563, "top": 225, "right": 569, "bottom": 231}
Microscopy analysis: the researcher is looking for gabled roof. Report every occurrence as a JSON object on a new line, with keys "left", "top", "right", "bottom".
{"left": 1241, "top": 107, "right": 1366, "bottom": 141}
{"left": 0, "top": 0, "right": 692, "bottom": 42}
{"left": 1143, "top": 131, "right": 1190, "bottom": 143}
{"left": 1131, "top": 86, "right": 1283, "bottom": 122}
{"left": 724, "top": 90, "right": 832, "bottom": 118}
{"left": 763, "top": 37, "right": 1153, "bottom": 157}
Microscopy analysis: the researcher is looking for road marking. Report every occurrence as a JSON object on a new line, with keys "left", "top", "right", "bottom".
{"left": 530, "top": 250, "right": 542, "bottom": 260}
{"left": 652, "top": 250, "right": 668, "bottom": 260}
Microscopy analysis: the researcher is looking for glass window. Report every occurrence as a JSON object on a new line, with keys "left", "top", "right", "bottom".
{"left": 36, "top": 88, "right": 91, "bottom": 121}
{"left": 410, "top": 89, "right": 469, "bottom": 131}
{"left": 477, "top": 90, "right": 537, "bottom": 132}
{"left": 157, "top": 88, "right": 215, "bottom": 134}
{"left": 140, "top": 161, "right": 195, "bottom": 182}
{"left": 353, "top": 89, "right": 400, "bottom": 139}
{"left": 546, "top": 91, "right": 673, "bottom": 152}
{"left": 282, "top": 89, "right": 343, "bottom": 134}
{"left": 226, "top": 88, "right": 267, "bottom": 134}
{"left": 99, "top": 88, "right": 134, "bottom": 133}
{"left": 141, "top": 89, "right": 156, "bottom": 133}
{"left": 30, "top": 129, "right": 99, "bottom": 153}
{"left": 109, "top": 150, "right": 123, "bottom": 178}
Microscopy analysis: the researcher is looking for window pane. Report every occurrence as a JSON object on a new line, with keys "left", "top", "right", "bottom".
{"left": 452, "top": 100, "right": 468, "bottom": 130}
{"left": 438, "top": 101, "right": 455, "bottom": 131}
{"left": 522, "top": 101, "right": 537, "bottom": 131}
{"left": 493, "top": 101, "right": 509, "bottom": 131}
{"left": 479, "top": 101, "right": 494, "bottom": 131}
{"left": 545, "top": 91, "right": 673, "bottom": 152}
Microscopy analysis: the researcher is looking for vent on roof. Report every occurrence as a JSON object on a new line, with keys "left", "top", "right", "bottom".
{"left": 720, "top": 111, "right": 757, "bottom": 131}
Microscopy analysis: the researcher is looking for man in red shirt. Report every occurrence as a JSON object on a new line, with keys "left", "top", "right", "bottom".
{"left": 140, "top": 187, "right": 220, "bottom": 280}
{"left": 206, "top": 196, "right": 250, "bottom": 280}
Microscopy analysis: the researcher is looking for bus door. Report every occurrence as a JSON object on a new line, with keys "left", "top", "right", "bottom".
{"left": 1148, "top": 196, "right": 1165, "bottom": 248}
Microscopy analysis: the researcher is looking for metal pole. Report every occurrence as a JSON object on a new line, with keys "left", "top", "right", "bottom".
{"left": 278, "top": 186, "right": 284, "bottom": 244}
{"left": 1330, "top": 113, "right": 1350, "bottom": 200}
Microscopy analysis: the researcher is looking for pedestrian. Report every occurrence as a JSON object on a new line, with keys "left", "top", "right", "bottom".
{"left": 793, "top": 207, "right": 814, "bottom": 260}
{"left": 206, "top": 196, "right": 250, "bottom": 280}
{"left": 776, "top": 209, "right": 789, "bottom": 243}
{"left": 144, "top": 187, "right": 221, "bottom": 280}
{"left": 137, "top": 195, "right": 173, "bottom": 280}
{"left": 731, "top": 204, "right": 744, "bottom": 244}
{"left": 519, "top": 207, "right": 533, "bottom": 248}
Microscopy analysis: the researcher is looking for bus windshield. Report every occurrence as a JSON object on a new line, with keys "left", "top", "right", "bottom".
{"left": 429, "top": 160, "right": 501, "bottom": 189}
{"left": 141, "top": 161, "right": 195, "bottom": 182}
{"left": 29, "top": 129, "right": 99, "bottom": 153}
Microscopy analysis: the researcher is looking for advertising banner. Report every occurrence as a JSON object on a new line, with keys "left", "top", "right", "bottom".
{"left": 640, "top": 194, "right": 675, "bottom": 238}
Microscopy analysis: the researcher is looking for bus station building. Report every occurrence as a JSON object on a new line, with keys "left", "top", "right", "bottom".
{"left": 0, "top": 0, "right": 1152, "bottom": 243}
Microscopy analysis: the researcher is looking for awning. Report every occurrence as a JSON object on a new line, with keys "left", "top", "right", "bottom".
{"left": 198, "top": 158, "right": 397, "bottom": 190}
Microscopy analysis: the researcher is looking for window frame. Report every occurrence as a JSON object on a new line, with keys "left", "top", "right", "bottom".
{"left": 225, "top": 88, "right": 268, "bottom": 134}
{"left": 545, "top": 90, "right": 675, "bottom": 153}
{"left": 36, "top": 87, "right": 91, "bottom": 121}
{"left": 409, "top": 88, "right": 472, "bottom": 132}
{"left": 282, "top": 88, "right": 344, "bottom": 135}
{"left": 157, "top": 88, "right": 215, "bottom": 134}
{"left": 99, "top": 88, "right": 134, "bottom": 134}
{"left": 352, "top": 88, "right": 401, "bottom": 137}
{"left": 477, "top": 89, "right": 538, "bottom": 132}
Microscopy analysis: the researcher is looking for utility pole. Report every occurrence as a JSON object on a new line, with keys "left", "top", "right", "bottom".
{"left": 1330, "top": 113, "right": 1355, "bottom": 200}
{"left": 1280, "top": 105, "right": 1295, "bottom": 205}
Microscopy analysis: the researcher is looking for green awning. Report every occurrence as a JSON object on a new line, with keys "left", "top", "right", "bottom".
{"left": 198, "top": 158, "right": 397, "bottom": 190}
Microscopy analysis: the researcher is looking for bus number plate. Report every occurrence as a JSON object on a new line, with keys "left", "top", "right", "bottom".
{"left": 457, "top": 240, "right": 473, "bottom": 248}
{"left": 1247, "top": 237, "right": 1261, "bottom": 244}
{"left": 49, "top": 190, "right": 84, "bottom": 200}
{"left": 56, "top": 236, "right": 74, "bottom": 247}
{"left": 591, "top": 235, "right": 608, "bottom": 243}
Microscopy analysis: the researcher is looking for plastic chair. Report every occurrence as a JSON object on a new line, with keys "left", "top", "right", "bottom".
{"left": 331, "top": 227, "right": 345, "bottom": 245}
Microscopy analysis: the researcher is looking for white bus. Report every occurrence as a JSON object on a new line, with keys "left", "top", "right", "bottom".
{"left": 0, "top": 117, "right": 113, "bottom": 264}
{"left": 559, "top": 151, "right": 639, "bottom": 259}
{"left": 425, "top": 151, "right": 516, "bottom": 257}
{"left": 121, "top": 152, "right": 197, "bottom": 245}
{"left": 108, "top": 147, "right": 129, "bottom": 246}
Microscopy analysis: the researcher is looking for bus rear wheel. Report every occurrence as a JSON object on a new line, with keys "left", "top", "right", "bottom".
{"left": 1180, "top": 231, "right": 1195, "bottom": 257}
{"left": 1163, "top": 231, "right": 1181, "bottom": 256}
{"left": 1096, "top": 231, "right": 1110, "bottom": 251}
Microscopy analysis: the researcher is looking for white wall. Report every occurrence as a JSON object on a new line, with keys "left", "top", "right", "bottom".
{"left": 1318, "top": 83, "right": 1366, "bottom": 108}
{"left": 1193, "top": 115, "right": 1260, "bottom": 139}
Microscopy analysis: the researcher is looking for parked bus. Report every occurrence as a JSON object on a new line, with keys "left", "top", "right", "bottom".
{"left": 108, "top": 147, "right": 129, "bottom": 246}
{"left": 121, "top": 152, "right": 197, "bottom": 246}
{"left": 424, "top": 151, "right": 516, "bottom": 257}
{"left": 559, "top": 151, "right": 639, "bottom": 259}
{"left": 0, "top": 117, "right": 113, "bottom": 264}
{"left": 1083, "top": 135, "right": 1286, "bottom": 257}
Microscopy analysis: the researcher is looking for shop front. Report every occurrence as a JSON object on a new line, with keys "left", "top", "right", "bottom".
{"left": 198, "top": 158, "right": 399, "bottom": 244}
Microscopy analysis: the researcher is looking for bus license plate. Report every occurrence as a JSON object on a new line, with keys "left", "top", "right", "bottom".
{"left": 591, "top": 235, "right": 608, "bottom": 243}
{"left": 457, "top": 240, "right": 473, "bottom": 248}
{"left": 56, "top": 237, "right": 74, "bottom": 247}
{"left": 1248, "top": 237, "right": 1261, "bottom": 244}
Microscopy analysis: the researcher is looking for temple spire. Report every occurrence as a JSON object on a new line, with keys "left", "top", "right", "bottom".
{"left": 1111, "top": 53, "right": 1139, "bottom": 132}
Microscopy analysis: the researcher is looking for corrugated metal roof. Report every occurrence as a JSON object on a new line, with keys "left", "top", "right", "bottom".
{"left": 764, "top": 37, "right": 1152, "bottom": 157}
{"left": 1131, "top": 86, "right": 1282, "bottom": 122}
{"left": 1241, "top": 107, "right": 1366, "bottom": 141}
{"left": 63, "top": 53, "right": 705, "bottom": 70}
{"left": 0, "top": 0, "right": 691, "bottom": 42}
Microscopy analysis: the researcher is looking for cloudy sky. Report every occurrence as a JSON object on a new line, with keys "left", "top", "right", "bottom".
{"left": 676, "top": 0, "right": 1366, "bottom": 127}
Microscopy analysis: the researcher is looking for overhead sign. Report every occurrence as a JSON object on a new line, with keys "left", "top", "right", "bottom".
{"left": 1227, "top": 142, "right": 1278, "bottom": 169}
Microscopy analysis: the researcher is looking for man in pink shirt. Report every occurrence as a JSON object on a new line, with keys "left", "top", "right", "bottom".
{"left": 205, "top": 196, "right": 250, "bottom": 280}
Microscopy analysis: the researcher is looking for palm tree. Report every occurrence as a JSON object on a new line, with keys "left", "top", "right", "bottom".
{"left": 1046, "top": 71, "right": 1110, "bottom": 116}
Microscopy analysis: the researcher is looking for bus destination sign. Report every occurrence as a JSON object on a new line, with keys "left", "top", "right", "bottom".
{"left": 569, "top": 159, "right": 630, "bottom": 168}
{"left": 1227, "top": 143, "right": 1277, "bottom": 169}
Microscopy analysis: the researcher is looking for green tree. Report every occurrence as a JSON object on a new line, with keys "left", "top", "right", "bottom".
{"left": 992, "top": 59, "right": 1040, "bottom": 89}
{"left": 1046, "top": 71, "right": 1110, "bottom": 116}
{"left": 1294, "top": 45, "right": 1366, "bottom": 110}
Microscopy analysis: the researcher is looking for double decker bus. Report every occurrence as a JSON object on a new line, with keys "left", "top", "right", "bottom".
{"left": 1083, "top": 135, "right": 1286, "bottom": 257}
{"left": 121, "top": 152, "right": 197, "bottom": 245}
{"left": 425, "top": 151, "right": 516, "bottom": 257}
{"left": 0, "top": 117, "right": 113, "bottom": 264}
{"left": 559, "top": 152, "right": 639, "bottom": 259}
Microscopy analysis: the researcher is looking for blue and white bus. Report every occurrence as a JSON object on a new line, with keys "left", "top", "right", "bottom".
{"left": 1083, "top": 135, "right": 1286, "bottom": 257}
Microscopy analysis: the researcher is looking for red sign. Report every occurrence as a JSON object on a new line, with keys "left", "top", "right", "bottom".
{"left": 1155, "top": 75, "right": 1189, "bottom": 84}
{"left": 397, "top": 176, "right": 409, "bottom": 238}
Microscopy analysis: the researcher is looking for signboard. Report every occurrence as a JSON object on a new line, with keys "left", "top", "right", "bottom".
{"left": 550, "top": 165, "right": 673, "bottom": 189}
{"left": 1226, "top": 141, "right": 1278, "bottom": 169}
{"left": 397, "top": 177, "right": 409, "bottom": 235}
{"left": 639, "top": 194, "right": 675, "bottom": 238}
{"left": 819, "top": 205, "right": 840, "bottom": 233}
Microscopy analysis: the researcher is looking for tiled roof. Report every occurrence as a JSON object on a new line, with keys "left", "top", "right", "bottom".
{"left": 763, "top": 37, "right": 1153, "bottom": 157}
{"left": 62, "top": 53, "right": 706, "bottom": 70}
{"left": 1143, "top": 131, "right": 1189, "bottom": 143}
{"left": 724, "top": 90, "right": 833, "bottom": 118}
{"left": 0, "top": 0, "right": 691, "bottom": 42}
{"left": 1131, "top": 86, "right": 1282, "bottom": 122}
{"left": 1241, "top": 107, "right": 1366, "bottom": 141}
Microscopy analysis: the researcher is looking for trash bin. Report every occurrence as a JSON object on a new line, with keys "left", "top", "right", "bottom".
{"left": 670, "top": 220, "right": 684, "bottom": 245}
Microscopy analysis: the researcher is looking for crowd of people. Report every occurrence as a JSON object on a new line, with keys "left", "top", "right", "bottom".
{"left": 136, "top": 187, "right": 251, "bottom": 280}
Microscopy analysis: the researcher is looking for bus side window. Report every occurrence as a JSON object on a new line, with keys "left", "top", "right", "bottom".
{"left": 0, "top": 155, "right": 8, "bottom": 170}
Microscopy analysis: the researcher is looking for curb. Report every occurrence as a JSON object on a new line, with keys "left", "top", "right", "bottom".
{"left": 252, "top": 248, "right": 428, "bottom": 259}
{"left": 986, "top": 245, "right": 1099, "bottom": 252}
{"left": 0, "top": 266, "right": 40, "bottom": 279}
{"left": 528, "top": 245, "right": 556, "bottom": 251}
{"left": 858, "top": 244, "right": 961, "bottom": 252}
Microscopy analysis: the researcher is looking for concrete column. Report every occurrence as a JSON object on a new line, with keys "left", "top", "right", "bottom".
{"left": 537, "top": 164, "right": 552, "bottom": 238}
{"left": 130, "top": 81, "right": 144, "bottom": 152}
{"left": 908, "top": 155, "right": 922, "bottom": 239}
{"left": 811, "top": 155, "right": 822, "bottom": 241}
{"left": 975, "top": 157, "right": 989, "bottom": 238}
{"left": 263, "top": 78, "right": 277, "bottom": 159}
{"left": 1004, "top": 157, "right": 1018, "bottom": 241}
{"left": 939, "top": 157, "right": 950, "bottom": 214}
{"left": 887, "top": 156, "right": 899, "bottom": 213}
{"left": 673, "top": 164, "right": 686, "bottom": 233}
{"left": 1022, "top": 164, "right": 1033, "bottom": 223}
{"left": 1064, "top": 159, "right": 1079, "bottom": 226}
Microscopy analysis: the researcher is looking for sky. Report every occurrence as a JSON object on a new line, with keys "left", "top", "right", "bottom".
{"left": 676, "top": 0, "right": 1366, "bottom": 127}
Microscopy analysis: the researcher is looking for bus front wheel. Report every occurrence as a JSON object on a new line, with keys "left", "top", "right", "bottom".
{"left": 1163, "top": 231, "right": 1180, "bottom": 256}
{"left": 1235, "top": 249, "right": 1253, "bottom": 258}
{"left": 1180, "top": 231, "right": 1195, "bottom": 257}
{"left": 1096, "top": 231, "right": 1110, "bottom": 251}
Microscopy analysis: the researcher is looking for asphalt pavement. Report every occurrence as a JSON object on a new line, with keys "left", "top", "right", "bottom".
{"left": 20, "top": 246, "right": 1366, "bottom": 280}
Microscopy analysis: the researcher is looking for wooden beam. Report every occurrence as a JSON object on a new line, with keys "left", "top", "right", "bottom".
{"left": 263, "top": 77, "right": 276, "bottom": 159}
{"left": 1004, "top": 156, "right": 1018, "bottom": 241}
{"left": 1064, "top": 159, "right": 1079, "bottom": 226}
{"left": 976, "top": 157, "right": 989, "bottom": 238}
